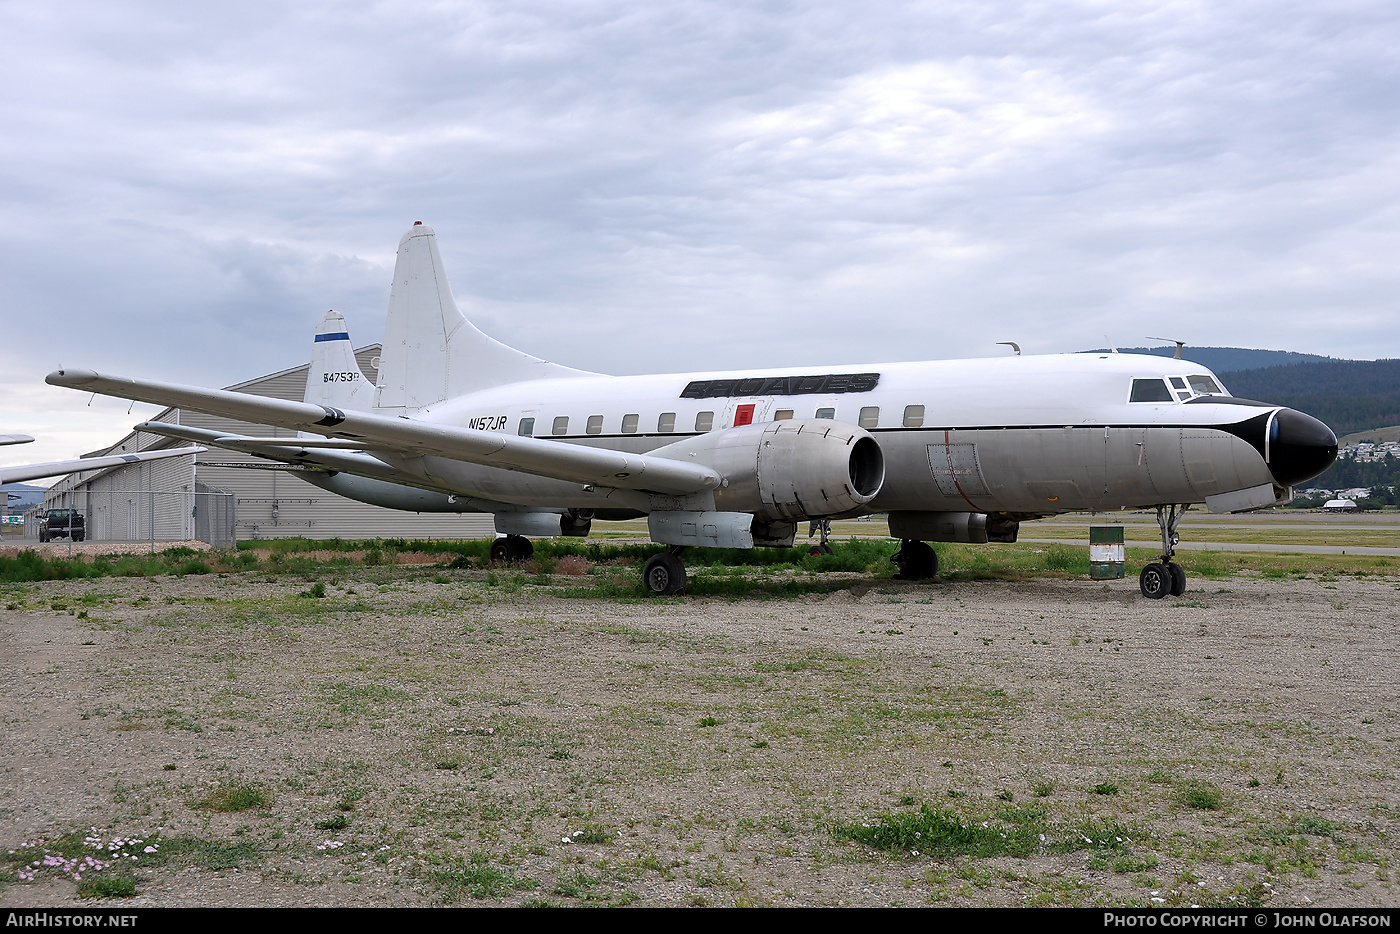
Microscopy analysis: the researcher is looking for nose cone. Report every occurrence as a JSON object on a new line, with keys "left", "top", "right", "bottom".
{"left": 1269, "top": 409, "right": 1337, "bottom": 487}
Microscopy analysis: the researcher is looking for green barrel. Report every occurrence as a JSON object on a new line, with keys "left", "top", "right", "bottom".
{"left": 1089, "top": 525, "right": 1125, "bottom": 579}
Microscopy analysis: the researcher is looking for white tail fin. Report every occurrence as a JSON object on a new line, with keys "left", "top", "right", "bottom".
{"left": 373, "top": 222, "right": 589, "bottom": 415}
{"left": 304, "top": 309, "right": 375, "bottom": 413}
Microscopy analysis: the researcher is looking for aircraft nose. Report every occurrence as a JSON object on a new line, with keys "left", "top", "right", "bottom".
{"left": 1268, "top": 408, "right": 1337, "bottom": 487}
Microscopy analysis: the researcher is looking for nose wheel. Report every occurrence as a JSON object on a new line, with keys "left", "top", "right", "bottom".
{"left": 1140, "top": 505, "right": 1188, "bottom": 599}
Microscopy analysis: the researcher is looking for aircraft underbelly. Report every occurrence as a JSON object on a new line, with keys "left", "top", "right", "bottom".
{"left": 871, "top": 426, "right": 1273, "bottom": 513}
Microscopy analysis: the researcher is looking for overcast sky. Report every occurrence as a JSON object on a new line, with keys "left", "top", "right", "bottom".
{"left": 4, "top": 0, "right": 1399, "bottom": 466}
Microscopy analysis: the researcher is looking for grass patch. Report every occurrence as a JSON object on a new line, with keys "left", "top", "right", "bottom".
{"left": 834, "top": 804, "right": 1043, "bottom": 858}
{"left": 430, "top": 853, "right": 537, "bottom": 902}
{"left": 192, "top": 782, "right": 269, "bottom": 812}
{"left": 1176, "top": 780, "right": 1224, "bottom": 811}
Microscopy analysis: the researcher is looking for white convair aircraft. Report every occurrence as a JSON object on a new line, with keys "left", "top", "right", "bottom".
{"left": 46, "top": 222, "right": 1338, "bottom": 598}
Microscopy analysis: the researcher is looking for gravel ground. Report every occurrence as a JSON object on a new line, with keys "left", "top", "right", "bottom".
{"left": 1, "top": 563, "right": 1397, "bottom": 908}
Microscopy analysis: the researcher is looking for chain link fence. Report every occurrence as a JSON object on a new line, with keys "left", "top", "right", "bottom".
{"left": 20, "top": 485, "right": 236, "bottom": 551}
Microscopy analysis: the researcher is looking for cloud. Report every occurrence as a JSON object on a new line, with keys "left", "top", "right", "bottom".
{"left": 2, "top": 0, "right": 1399, "bottom": 461}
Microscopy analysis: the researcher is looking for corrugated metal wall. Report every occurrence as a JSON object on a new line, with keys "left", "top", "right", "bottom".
{"left": 45, "top": 345, "right": 496, "bottom": 542}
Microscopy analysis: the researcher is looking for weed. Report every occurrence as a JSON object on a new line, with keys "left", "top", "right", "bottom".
{"left": 1176, "top": 780, "right": 1223, "bottom": 810}
{"left": 1094, "top": 782, "right": 1119, "bottom": 796}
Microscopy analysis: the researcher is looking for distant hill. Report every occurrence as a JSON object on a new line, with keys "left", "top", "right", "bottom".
{"left": 1217, "top": 359, "right": 1400, "bottom": 438}
{"left": 1082, "top": 346, "right": 1335, "bottom": 372}
{"left": 1339, "top": 426, "right": 1400, "bottom": 446}
{"left": 2, "top": 483, "right": 46, "bottom": 510}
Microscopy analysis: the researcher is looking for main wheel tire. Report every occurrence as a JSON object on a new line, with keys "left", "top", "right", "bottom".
{"left": 893, "top": 540, "right": 937, "bottom": 580}
{"left": 1139, "top": 563, "right": 1171, "bottom": 599}
{"left": 1168, "top": 562, "right": 1186, "bottom": 596}
{"left": 508, "top": 536, "right": 534, "bottom": 561}
{"left": 642, "top": 552, "right": 687, "bottom": 596}
{"left": 489, "top": 538, "right": 511, "bottom": 564}
{"left": 808, "top": 543, "right": 834, "bottom": 557}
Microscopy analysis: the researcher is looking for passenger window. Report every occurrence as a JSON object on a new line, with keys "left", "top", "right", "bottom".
{"left": 518, "top": 417, "right": 535, "bottom": 437}
{"left": 621, "top": 414, "right": 639, "bottom": 434}
{"left": 1129, "top": 379, "right": 1173, "bottom": 403}
{"left": 658, "top": 412, "right": 676, "bottom": 433}
{"left": 773, "top": 409, "right": 794, "bottom": 421}
{"left": 695, "top": 411, "right": 714, "bottom": 432}
{"left": 815, "top": 407, "right": 835, "bottom": 419}
{"left": 552, "top": 416, "right": 569, "bottom": 435}
{"left": 586, "top": 415, "right": 603, "bottom": 435}
{"left": 858, "top": 406, "right": 879, "bottom": 429}
{"left": 903, "top": 404, "right": 924, "bottom": 428}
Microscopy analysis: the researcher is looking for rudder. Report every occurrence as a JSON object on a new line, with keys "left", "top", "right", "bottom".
{"left": 373, "top": 222, "right": 589, "bottom": 415}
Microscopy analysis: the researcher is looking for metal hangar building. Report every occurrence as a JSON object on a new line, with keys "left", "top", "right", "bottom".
{"left": 40, "top": 345, "right": 495, "bottom": 544}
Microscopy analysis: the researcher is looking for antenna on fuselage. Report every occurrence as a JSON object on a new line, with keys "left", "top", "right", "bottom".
{"left": 996, "top": 342, "right": 1021, "bottom": 356}
{"left": 1147, "top": 337, "right": 1186, "bottom": 360}
{"left": 1104, "top": 335, "right": 1118, "bottom": 353}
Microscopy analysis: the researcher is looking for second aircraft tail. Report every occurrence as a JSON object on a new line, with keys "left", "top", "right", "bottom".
{"left": 304, "top": 309, "right": 376, "bottom": 413}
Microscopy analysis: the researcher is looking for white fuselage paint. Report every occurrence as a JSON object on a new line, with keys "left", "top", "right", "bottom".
{"left": 373, "top": 352, "right": 1277, "bottom": 516}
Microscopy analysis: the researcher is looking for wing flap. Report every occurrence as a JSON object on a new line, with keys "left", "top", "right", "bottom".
{"left": 50, "top": 369, "right": 719, "bottom": 495}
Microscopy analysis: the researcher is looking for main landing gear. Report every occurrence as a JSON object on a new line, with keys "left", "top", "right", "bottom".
{"left": 807, "top": 518, "right": 834, "bottom": 556}
{"left": 488, "top": 534, "right": 534, "bottom": 564}
{"left": 1139, "top": 504, "right": 1188, "bottom": 600}
{"left": 642, "top": 546, "right": 688, "bottom": 596}
{"left": 891, "top": 539, "right": 938, "bottom": 581}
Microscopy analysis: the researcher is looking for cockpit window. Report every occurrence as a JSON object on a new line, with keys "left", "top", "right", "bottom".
{"left": 1129, "top": 379, "right": 1174, "bottom": 403}
{"left": 1187, "top": 375, "right": 1222, "bottom": 395}
{"left": 1169, "top": 377, "right": 1187, "bottom": 390}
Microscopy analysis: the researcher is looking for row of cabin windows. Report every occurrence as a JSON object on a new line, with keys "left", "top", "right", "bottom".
{"left": 515, "top": 404, "right": 927, "bottom": 437}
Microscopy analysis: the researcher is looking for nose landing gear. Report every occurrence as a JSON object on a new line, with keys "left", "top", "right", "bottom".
{"left": 1139, "top": 504, "right": 1188, "bottom": 599}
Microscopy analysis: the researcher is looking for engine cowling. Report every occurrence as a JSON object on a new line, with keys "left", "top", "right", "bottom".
{"left": 649, "top": 419, "right": 884, "bottom": 521}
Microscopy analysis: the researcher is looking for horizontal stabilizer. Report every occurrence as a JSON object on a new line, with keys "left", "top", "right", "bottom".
{"left": 52, "top": 369, "right": 720, "bottom": 495}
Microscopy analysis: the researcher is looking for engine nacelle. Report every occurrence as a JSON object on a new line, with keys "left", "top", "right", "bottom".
{"left": 650, "top": 419, "right": 884, "bottom": 521}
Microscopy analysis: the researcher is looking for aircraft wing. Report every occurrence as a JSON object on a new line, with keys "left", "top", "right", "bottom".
{"left": 0, "top": 434, "right": 36, "bottom": 447}
{"left": 0, "top": 445, "right": 205, "bottom": 485}
{"left": 48, "top": 368, "right": 720, "bottom": 496}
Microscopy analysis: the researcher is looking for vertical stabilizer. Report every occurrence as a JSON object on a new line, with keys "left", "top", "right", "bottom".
{"left": 304, "top": 309, "right": 375, "bottom": 413}
{"left": 374, "top": 223, "right": 590, "bottom": 415}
